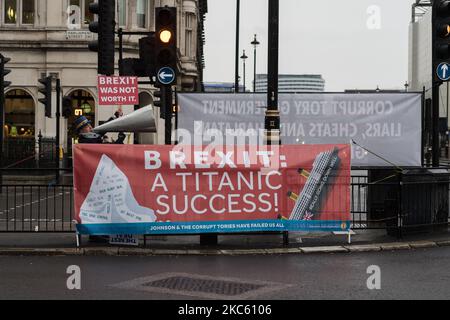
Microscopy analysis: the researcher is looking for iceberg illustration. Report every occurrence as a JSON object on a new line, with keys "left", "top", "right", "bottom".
{"left": 79, "top": 155, "right": 156, "bottom": 224}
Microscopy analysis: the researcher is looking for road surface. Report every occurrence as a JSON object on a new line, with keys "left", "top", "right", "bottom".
{"left": 1, "top": 247, "right": 449, "bottom": 300}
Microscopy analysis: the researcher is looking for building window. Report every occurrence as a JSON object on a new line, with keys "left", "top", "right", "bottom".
{"left": 5, "top": 89, "right": 36, "bottom": 138}
{"left": 117, "top": 0, "right": 126, "bottom": 27}
{"left": 3, "top": 0, "right": 36, "bottom": 25}
{"left": 21, "top": 0, "right": 34, "bottom": 24}
{"left": 4, "top": 0, "right": 17, "bottom": 24}
{"left": 136, "top": 0, "right": 147, "bottom": 28}
{"left": 83, "top": 0, "right": 94, "bottom": 24}
{"left": 185, "top": 13, "right": 194, "bottom": 57}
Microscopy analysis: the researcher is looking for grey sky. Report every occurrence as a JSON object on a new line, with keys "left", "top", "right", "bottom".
{"left": 203, "top": 0, "right": 414, "bottom": 92}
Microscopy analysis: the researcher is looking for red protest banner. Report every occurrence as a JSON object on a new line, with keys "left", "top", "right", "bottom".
{"left": 97, "top": 76, "right": 139, "bottom": 106}
{"left": 73, "top": 144, "right": 351, "bottom": 235}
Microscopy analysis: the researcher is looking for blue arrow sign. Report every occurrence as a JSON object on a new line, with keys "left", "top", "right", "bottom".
{"left": 437, "top": 63, "right": 450, "bottom": 81}
{"left": 157, "top": 67, "right": 176, "bottom": 85}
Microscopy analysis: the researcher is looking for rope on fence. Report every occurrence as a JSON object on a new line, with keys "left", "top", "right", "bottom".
{"left": 1, "top": 147, "right": 56, "bottom": 170}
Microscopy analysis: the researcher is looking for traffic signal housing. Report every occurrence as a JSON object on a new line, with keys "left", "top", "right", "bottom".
{"left": 38, "top": 76, "right": 52, "bottom": 118}
{"left": 0, "top": 54, "right": 11, "bottom": 95}
{"left": 88, "top": 0, "right": 116, "bottom": 76}
{"left": 155, "top": 6, "right": 177, "bottom": 84}
{"left": 433, "top": 0, "right": 450, "bottom": 82}
{"left": 119, "top": 34, "right": 156, "bottom": 78}
{"left": 153, "top": 85, "right": 166, "bottom": 119}
{"left": 139, "top": 33, "right": 157, "bottom": 78}
{"left": 62, "top": 97, "right": 72, "bottom": 119}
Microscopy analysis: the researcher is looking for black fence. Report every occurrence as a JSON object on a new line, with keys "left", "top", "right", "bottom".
{"left": 0, "top": 172, "right": 448, "bottom": 234}
{"left": 351, "top": 170, "right": 450, "bottom": 237}
{"left": 0, "top": 185, "right": 74, "bottom": 232}
{"left": 1, "top": 135, "right": 58, "bottom": 170}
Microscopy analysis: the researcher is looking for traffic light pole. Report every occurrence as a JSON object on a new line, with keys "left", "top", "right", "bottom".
{"left": 56, "top": 78, "right": 61, "bottom": 183}
{"left": 265, "top": 0, "right": 281, "bottom": 146}
{"left": 432, "top": 83, "right": 441, "bottom": 167}
{"left": 165, "top": 86, "right": 173, "bottom": 145}
{"left": 0, "top": 55, "right": 11, "bottom": 192}
{"left": 265, "top": 0, "right": 287, "bottom": 246}
{"left": 235, "top": 0, "right": 240, "bottom": 93}
{"left": 0, "top": 61, "right": 5, "bottom": 189}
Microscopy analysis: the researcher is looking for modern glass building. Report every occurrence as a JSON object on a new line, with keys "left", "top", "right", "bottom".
{"left": 203, "top": 82, "right": 244, "bottom": 93}
{"left": 255, "top": 74, "right": 325, "bottom": 93}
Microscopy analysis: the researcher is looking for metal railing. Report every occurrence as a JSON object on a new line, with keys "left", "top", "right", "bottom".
{"left": 0, "top": 185, "right": 74, "bottom": 233}
{"left": 0, "top": 174, "right": 448, "bottom": 234}
{"left": 1, "top": 135, "right": 58, "bottom": 170}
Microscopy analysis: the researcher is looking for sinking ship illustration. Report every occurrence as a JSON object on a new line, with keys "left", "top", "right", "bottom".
{"left": 288, "top": 147, "right": 341, "bottom": 221}
{"left": 79, "top": 155, "right": 156, "bottom": 224}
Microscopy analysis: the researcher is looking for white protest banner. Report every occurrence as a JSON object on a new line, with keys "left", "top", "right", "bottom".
{"left": 177, "top": 93, "right": 422, "bottom": 167}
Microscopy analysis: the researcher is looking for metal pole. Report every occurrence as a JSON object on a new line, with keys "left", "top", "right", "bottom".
{"left": 165, "top": 86, "right": 173, "bottom": 145}
{"left": 56, "top": 78, "right": 61, "bottom": 183}
{"left": 447, "top": 82, "right": 449, "bottom": 158}
{"left": 243, "top": 57, "right": 246, "bottom": 92}
{"left": 118, "top": 28, "right": 124, "bottom": 76}
{"left": 174, "top": 86, "right": 178, "bottom": 145}
{"left": 265, "top": 0, "right": 280, "bottom": 146}
{"left": 0, "top": 59, "right": 4, "bottom": 190}
{"left": 251, "top": 34, "right": 260, "bottom": 93}
{"left": 253, "top": 44, "right": 257, "bottom": 93}
{"left": 422, "top": 86, "right": 425, "bottom": 167}
{"left": 235, "top": 0, "right": 240, "bottom": 93}
{"left": 266, "top": 0, "right": 286, "bottom": 244}
{"left": 432, "top": 82, "right": 440, "bottom": 167}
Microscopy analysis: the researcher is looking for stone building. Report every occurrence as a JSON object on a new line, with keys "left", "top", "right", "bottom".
{"left": 0, "top": 0, "right": 207, "bottom": 160}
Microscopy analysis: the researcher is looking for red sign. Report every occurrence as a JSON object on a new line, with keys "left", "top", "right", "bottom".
{"left": 97, "top": 76, "right": 139, "bottom": 106}
{"left": 73, "top": 144, "right": 351, "bottom": 235}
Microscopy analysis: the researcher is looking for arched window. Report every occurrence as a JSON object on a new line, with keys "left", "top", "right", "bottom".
{"left": 5, "top": 89, "right": 35, "bottom": 137}
{"left": 66, "top": 89, "right": 96, "bottom": 137}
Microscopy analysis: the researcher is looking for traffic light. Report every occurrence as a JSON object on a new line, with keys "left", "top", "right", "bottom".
{"left": 88, "top": 0, "right": 116, "bottom": 76}
{"left": 120, "top": 58, "right": 145, "bottom": 77}
{"left": 119, "top": 34, "right": 156, "bottom": 78}
{"left": 0, "top": 54, "right": 11, "bottom": 95}
{"left": 155, "top": 6, "right": 177, "bottom": 84}
{"left": 433, "top": 0, "right": 450, "bottom": 82}
{"left": 38, "top": 76, "right": 52, "bottom": 118}
{"left": 139, "top": 33, "right": 157, "bottom": 78}
{"left": 62, "top": 97, "right": 72, "bottom": 119}
{"left": 153, "top": 85, "right": 166, "bottom": 119}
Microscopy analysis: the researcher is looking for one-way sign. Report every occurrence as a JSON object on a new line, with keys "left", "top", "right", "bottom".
{"left": 437, "top": 62, "right": 450, "bottom": 81}
{"left": 157, "top": 67, "right": 176, "bottom": 85}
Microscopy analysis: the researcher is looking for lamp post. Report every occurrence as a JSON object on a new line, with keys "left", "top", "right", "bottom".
{"left": 241, "top": 50, "right": 248, "bottom": 92}
{"left": 251, "top": 34, "right": 260, "bottom": 93}
{"left": 265, "top": 0, "right": 280, "bottom": 146}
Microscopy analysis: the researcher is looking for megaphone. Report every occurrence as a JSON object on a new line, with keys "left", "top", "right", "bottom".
{"left": 93, "top": 105, "right": 157, "bottom": 133}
